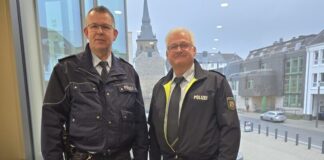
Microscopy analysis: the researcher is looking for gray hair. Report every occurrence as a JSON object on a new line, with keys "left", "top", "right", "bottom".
{"left": 165, "top": 27, "right": 195, "bottom": 46}
{"left": 86, "top": 6, "right": 115, "bottom": 27}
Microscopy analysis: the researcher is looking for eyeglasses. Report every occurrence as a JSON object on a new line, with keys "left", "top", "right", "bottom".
{"left": 87, "top": 23, "right": 115, "bottom": 32}
{"left": 167, "top": 42, "right": 193, "bottom": 51}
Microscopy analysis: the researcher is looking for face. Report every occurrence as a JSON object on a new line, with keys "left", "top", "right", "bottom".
{"left": 84, "top": 11, "right": 118, "bottom": 57}
{"left": 166, "top": 31, "right": 196, "bottom": 69}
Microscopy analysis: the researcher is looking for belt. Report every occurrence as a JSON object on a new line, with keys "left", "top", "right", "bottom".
{"left": 71, "top": 147, "right": 131, "bottom": 160}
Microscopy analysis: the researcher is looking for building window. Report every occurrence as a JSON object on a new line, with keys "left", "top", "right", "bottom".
{"left": 291, "top": 59, "right": 298, "bottom": 73}
{"left": 260, "top": 62, "right": 266, "bottom": 69}
{"left": 147, "top": 52, "right": 152, "bottom": 57}
{"left": 321, "top": 73, "right": 324, "bottom": 82}
{"left": 37, "top": 0, "right": 127, "bottom": 81}
{"left": 285, "top": 61, "right": 290, "bottom": 73}
{"left": 313, "top": 73, "right": 317, "bottom": 87}
{"left": 231, "top": 80, "right": 237, "bottom": 90}
{"left": 247, "top": 80, "right": 253, "bottom": 89}
{"left": 314, "top": 50, "right": 319, "bottom": 65}
{"left": 322, "top": 49, "right": 324, "bottom": 64}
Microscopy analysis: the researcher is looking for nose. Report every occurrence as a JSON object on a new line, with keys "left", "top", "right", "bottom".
{"left": 97, "top": 26, "right": 104, "bottom": 33}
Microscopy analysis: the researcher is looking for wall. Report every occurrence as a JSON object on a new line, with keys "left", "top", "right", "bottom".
{"left": 0, "top": 0, "right": 26, "bottom": 159}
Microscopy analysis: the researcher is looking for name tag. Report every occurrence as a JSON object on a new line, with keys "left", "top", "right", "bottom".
{"left": 193, "top": 95, "right": 208, "bottom": 101}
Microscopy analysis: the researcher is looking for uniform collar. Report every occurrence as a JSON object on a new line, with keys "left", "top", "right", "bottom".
{"left": 91, "top": 52, "right": 112, "bottom": 68}
{"left": 172, "top": 63, "right": 195, "bottom": 83}
{"left": 163, "top": 59, "right": 208, "bottom": 85}
{"left": 77, "top": 44, "right": 126, "bottom": 78}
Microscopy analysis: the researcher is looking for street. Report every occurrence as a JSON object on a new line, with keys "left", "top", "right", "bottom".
{"left": 238, "top": 113, "right": 324, "bottom": 160}
{"left": 239, "top": 116, "right": 324, "bottom": 147}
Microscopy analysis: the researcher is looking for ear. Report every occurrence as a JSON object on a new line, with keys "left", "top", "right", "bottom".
{"left": 83, "top": 27, "right": 89, "bottom": 39}
{"left": 113, "top": 29, "right": 119, "bottom": 41}
{"left": 193, "top": 46, "right": 197, "bottom": 56}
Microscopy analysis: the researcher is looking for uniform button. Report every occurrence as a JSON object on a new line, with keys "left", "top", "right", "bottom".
{"left": 72, "top": 118, "right": 75, "bottom": 122}
{"left": 74, "top": 86, "right": 77, "bottom": 89}
{"left": 108, "top": 121, "right": 112, "bottom": 125}
{"left": 93, "top": 87, "right": 96, "bottom": 90}
{"left": 106, "top": 92, "right": 110, "bottom": 96}
{"left": 107, "top": 149, "right": 111, "bottom": 153}
{"left": 175, "top": 155, "right": 178, "bottom": 159}
{"left": 123, "top": 115, "right": 127, "bottom": 119}
{"left": 96, "top": 116, "right": 100, "bottom": 119}
{"left": 120, "top": 88, "right": 124, "bottom": 91}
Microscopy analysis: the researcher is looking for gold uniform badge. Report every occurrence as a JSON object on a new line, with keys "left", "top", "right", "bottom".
{"left": 227, "top": 97, "right": 236, "bottom": 110}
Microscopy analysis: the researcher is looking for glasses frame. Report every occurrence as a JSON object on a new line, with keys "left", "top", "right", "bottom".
{"left": 167, "top": 42, "right": 194, "bottom": 51}
{"left": 87, "top": 23, "right": 115, "bottom": 32}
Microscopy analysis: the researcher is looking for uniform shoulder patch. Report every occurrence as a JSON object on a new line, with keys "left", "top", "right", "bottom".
{"left": 58, "top": 54, "right": 76, "bottom": 62}
{"left": 209, "top": 70, "right": 226, "bottom": 78}
{"left": 226, "top": 97, "right": 236, "bottom": 111}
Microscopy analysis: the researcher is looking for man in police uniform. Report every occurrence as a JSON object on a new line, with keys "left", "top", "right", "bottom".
{"left": 148, "top": 28, "right": 240, "bottom": 160}
{"left": 41, "top": 6, "right": 148, "bottom": 160}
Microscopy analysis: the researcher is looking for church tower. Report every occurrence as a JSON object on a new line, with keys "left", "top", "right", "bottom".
{"left": 134, "top": 0, "right": 165, "bottom": 110}
{"left": 135, "top": 0, "right": 158, "bottom": 56}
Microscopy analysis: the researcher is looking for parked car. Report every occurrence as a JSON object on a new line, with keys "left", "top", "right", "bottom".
{"left": 260, "top": 111, "right": 287, "bottom": 122}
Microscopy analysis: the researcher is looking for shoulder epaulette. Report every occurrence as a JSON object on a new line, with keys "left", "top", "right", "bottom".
{"left": 58, "top": 54, "right": 76, "bottom": 62}
{"left": 209, "top": 70, "right": 226, "bottom": 78}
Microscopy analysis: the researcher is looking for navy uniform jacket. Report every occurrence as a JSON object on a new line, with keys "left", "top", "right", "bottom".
{"left": 41, "top": 44, "right": 148, "bottom": 160}
{"left": 148, "top": 60, "right": 240, "bottom": 160}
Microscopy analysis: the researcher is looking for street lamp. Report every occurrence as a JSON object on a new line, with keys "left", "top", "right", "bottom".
{"left": 316, "top": 81, "right": 323, "bottom": 128}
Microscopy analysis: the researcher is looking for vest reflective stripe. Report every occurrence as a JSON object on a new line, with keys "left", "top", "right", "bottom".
{"left": 162, "top": 78, "right": 197, "bottom": 151}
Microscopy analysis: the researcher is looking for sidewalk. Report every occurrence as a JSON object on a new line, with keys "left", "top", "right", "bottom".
{"left": 241, "top": 131, "right": 324, "bottom": 160}
{"left": 238, "top": 111, "right": 324, "bottom": 133}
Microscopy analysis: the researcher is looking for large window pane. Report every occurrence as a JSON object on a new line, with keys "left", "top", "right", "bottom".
{"left": 99, "top": 0, "right": 127, "bottom": 59}
{"left": 37, "top": 0, "right": 83, "bottom": 81}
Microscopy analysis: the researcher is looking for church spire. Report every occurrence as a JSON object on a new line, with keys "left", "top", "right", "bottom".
{"left": 137, "top": 0, "right": 156, "bottom": 40}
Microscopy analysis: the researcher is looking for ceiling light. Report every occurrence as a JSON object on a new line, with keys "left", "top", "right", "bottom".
{"left": 220, "top": 3, "right": 229, "bottom": 8}
{"left": 217, "top": 25, "right": 223, "bottom": 29}
{"left": 114, "top": 10, "right": 122, "bottom": 15}
{"left": 214, "top": 38, "right": 219, "bottom": 42}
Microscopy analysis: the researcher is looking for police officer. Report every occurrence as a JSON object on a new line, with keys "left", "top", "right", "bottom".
{"left": 148, "top": 28, "right": 240, "bottom": 160}
{"left": 41, "top": 6, "right": 148, "bottom": 160}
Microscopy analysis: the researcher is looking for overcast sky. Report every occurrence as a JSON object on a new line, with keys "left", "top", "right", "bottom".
{"left": 126, "top": 0, "right": 324, "bottom": 59}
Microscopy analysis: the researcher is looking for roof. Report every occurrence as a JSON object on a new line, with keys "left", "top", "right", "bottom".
{"left": 308, "top": 29, "right": 324, "bottom": 46}
{"left": 246, "top": 34, "right": 316, "bottom": 60}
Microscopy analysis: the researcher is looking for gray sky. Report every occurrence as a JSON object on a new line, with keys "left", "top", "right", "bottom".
{"left": 126, "top": 0, "right": 324, "bottom": 59}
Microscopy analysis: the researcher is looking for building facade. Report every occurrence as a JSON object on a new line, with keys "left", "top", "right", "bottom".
{"left": 134, "top": 0, "right": 166, "bottom": 110}
{"left": 304, "top": 30, "right": 324, "bottom": 119}
{"left": 225, "top": 35, "right": 317, "bottom": 114}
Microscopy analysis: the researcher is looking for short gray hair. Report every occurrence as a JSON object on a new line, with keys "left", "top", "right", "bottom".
{"left": 165, "top": 27, "right": 195, "bottom": 46}
{"left": 86, "top": 6, "right": 115, "bottom": 27}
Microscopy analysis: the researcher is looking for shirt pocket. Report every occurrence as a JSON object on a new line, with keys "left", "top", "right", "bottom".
{"left": 70, "top": 82, "right": 101, "bottom": 110}
{"left": 112, "top": 83, "right": 139, "bottom": 109}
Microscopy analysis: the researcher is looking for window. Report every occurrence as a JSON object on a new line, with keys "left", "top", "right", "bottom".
{"left": 37, "top": 0, "right": 127, "bottom": 81}
{"left": 37, "top": 0, "right": 83, "bottom": 81}
{"left": 321, "top": 73, "right": 324, "bottom": 82}
{"left": 231, "top": 80, "right": 237, "bottom": 90}
{"left": 322, "top": 49, "right": 324, "bottom": 64}
{"left": 260, "top": 62, "right": 266, "bottom": 69}
{"left": 313, "top": 73, "right": 317, "bottom": 87}
{"left": 285, "top": 61, "right": 290, "bottom": 73}
{"left": 247, "top": 80, "right": 253, "bottom": 89}
{"left": 314, "top": 50, "right": 319, "bottom": 64}
{"left": 148, "top": 52, "right": 152, "bottom": 57}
